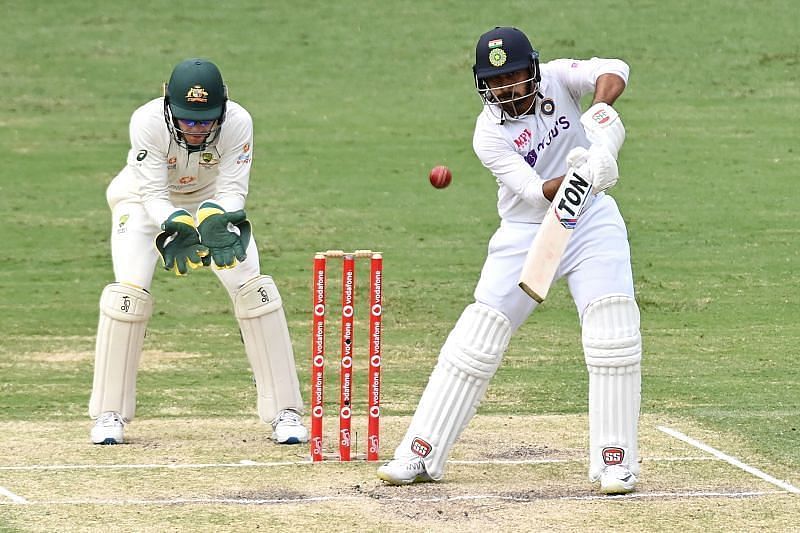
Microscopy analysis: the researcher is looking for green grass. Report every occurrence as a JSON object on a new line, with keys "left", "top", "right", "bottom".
{"left": 1, "top": 0, "right": 799, "bottom": 525}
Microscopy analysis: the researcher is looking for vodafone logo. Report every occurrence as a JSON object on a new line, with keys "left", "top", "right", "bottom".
{"left": 370, "top": 355, "right": 381, "bottom": 367}
{"left": 312, "top": 406, "right": 323, "bottom": 418}
{"left": 371, "top": 303, "right": 382, "bottom": 316}
{"left": 340, "top": 406, "right": 351, "bottom": 419}
{"left": 342, "top": 304, "right": 354, "bottom": 318}
{"left": 341, "top": 355, "right": 352, "bottom": 369}
{"left": 314, "top": 304, "right": 325, "bottom": 316}
{"left": 369, "top": 406, "right": 380, "bottom": 418}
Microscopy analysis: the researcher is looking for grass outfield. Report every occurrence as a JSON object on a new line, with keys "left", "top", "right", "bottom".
{"left": 1, "top": 0, "right": 798, "bottom": 530}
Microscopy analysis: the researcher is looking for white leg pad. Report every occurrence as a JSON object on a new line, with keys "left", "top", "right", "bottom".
{"left": 89, "top": 283, "right": 153, "bottom": 422}
{"left": 234, "top": 275, "right": 303, "bottom": 422}
{"left": 582, "top": 294, "right": 642, "bottom": 481}
{"left": 394, "top": 302, "right": 512, "bottom": 480}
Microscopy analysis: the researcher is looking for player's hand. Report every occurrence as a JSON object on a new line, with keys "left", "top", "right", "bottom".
{"left": 155, "top": 210, "right": 209, "bottom": 276}
{"left": 580, "top": 103, "right": 625, "bottom": 159}
{"left": 585, "top": 144, "right": 619, "bottom": 192}
{"left": 197, "top": 201, "right": 251, "bottom": 268}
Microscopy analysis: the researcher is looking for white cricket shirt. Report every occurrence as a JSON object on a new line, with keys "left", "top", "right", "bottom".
{"left": 108, "top": 97, "right": 254, "bottom": 224}
{"left": 472, "top": 57, "right": 629, "bottom": 223}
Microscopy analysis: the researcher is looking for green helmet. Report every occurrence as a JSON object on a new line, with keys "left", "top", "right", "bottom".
{"left": 163, "top": 58, "right": 227, "bottom": 150}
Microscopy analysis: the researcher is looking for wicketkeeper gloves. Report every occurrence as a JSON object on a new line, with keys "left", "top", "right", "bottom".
{"left": 155, "top": 210, "right": 210, "bottom": 276}
{"left": 196, "top": 201, "right": 251, "bottom": 268}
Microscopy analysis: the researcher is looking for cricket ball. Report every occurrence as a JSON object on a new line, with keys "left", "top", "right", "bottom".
{"left": 429, "top": 165, "right": 452, "bottom": 189}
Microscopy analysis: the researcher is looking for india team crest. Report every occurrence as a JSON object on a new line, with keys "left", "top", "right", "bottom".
{"left": 489, "top": 48, "right": 507, "bottom": 67}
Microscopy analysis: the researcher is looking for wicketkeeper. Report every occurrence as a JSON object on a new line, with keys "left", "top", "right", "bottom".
{"left": 89, "top": 58, "right": 308, "bottom": 446}
{"left": 378, "top": 27, "right": 641, "bottom": 494}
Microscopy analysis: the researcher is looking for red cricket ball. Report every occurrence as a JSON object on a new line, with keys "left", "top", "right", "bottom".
{"left": 429, "top": 165, "right": 452, "bottom": 189}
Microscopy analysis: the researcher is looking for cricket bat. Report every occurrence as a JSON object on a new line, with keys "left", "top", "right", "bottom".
{"left": 518, "top": 166, "right": 593, "bottom": 302}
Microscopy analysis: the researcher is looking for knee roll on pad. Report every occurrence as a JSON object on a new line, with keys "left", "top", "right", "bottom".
{"left": 395, "top": 302, "right": 512, "bottom": 480}
{"left": 89, "top": 283, "right": 154, "bottom": 422}
{"left": 234, "top": 275, "right": 303, "bottom": 422}
{"left": 582, "top": 294, "right": 642, "bottom": 480}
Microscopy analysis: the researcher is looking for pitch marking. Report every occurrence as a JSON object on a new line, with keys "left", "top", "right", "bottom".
{"left": 0, "top": 456, "right": 713, "bottom": 472}
{"left": 658, "top": 426, "right": 800, "bottom": 495}
{"left": 0, "top": 487, "right": 27, "bottom": 504}
{"left": 0, "top": 490, "right": 786, "bottom": 507}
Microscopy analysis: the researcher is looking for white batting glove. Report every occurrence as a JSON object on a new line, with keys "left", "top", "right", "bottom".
{"left": 580, "top": 103, "right": 625, "bottom": 159}
{"left": 586, "top": 144, "right": 618, "bottom": 192}
{"left": 566, "top": 146, "right": 590, "bottom": 169}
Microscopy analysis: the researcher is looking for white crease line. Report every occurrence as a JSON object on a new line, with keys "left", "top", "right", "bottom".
{"left": 0, "top": 456, "right": 712, "bottom": 472}
{"left": 0, "top": 490, "right": 785, "bottom": 507}
{"left": 658, "top": 426, "right": 800, "bottom": 495}
{"left": 0, "top": 486, "right": 28, "bottom": 504}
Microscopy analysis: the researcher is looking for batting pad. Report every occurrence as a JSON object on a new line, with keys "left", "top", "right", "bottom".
{"left": 89, "top": 283, "right": 153, "bottom": 422}
{"left": 582, "top": 294, "right": 641, "bottom": 480}
{"left": 234, "top": 275, "right": 303, "bottom": 422}
{"left": 395, "top": 302, "right": 512, "bottom": 480}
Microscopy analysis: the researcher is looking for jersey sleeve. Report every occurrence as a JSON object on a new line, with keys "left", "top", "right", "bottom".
{"left": 472, "top": 116, "right": 549, "bottom": 209}
{"left": 209, "top": 104, "right": 252, "bottom": 212}
{"left": 127, "top": 106, "right": 176, "bottom": 224}
{"left": 546, "top": 58, "right": 630, "bottom": 101}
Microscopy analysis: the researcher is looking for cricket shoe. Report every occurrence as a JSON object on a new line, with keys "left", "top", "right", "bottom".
{"left": 271, "top": 409, "right": 309, "bottom": 444}
{"left": 91, "top": 411, "right": 125, "bottom": 445}
{"left": 377, "top": 456, "right": 433, "bottom": 485}
{"left": 598, "top": 465, "right": 637, "bottom": 494}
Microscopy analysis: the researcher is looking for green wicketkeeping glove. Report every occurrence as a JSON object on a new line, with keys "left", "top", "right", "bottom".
{"left": 196, "top": 201, "right": 251, "bottom": 268}
{"left": 155, "top": 210, "right": 210, "bottom": 276}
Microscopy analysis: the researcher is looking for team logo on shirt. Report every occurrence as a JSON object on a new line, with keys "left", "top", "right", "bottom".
{"left": 489, "top": 48, "right": 507, "bottom": 67}
{"left": 167, "top": 156, "right": 177, "bottom": 170}
{"left": 185, "top": 85, "right": 208, "bottom": 103}
{"left": 540, "top": 98, "right": 555, "bottom": 116}
{"left": 178, "top": 175, "right": 196, "bottom": 185}
{"left": 199, "top": 152, "right": 218, "bottom": 168}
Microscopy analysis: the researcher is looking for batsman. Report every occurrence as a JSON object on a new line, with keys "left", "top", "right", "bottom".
{"left": 89, "top": 58, "right": 308, "bottom": 446}
{"left": 378, "top": 27, "right": 641, "bottom": 494}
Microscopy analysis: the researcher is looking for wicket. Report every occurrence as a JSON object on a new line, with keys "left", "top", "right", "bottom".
{"left": 311, "top": 250, "right": 383, "bottom": 462}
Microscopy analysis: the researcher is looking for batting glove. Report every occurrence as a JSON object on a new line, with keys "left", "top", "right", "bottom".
{"left": 197, "top": 201, "right": 251, "bottom": 268}
{"left": 155, "top": 210, "right": 210, "bottom": 276}
{"left": 586, "top": 144, "right": 619, "bottom": 192}
{"left": 580, "top": 103, "right": 625, "bottom": 159}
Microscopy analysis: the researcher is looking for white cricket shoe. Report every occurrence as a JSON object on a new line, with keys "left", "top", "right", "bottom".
{"left": 599, "top": 465, "right": 637, "bottom": 494}
{"left": 377, "top": 457, "right": 433, "bottom": 485}
{"left": 271, "top": 409, "right": 309, "bottom": 444}
{"left": 91, "top": 411, "right": 125, "bottom": 445}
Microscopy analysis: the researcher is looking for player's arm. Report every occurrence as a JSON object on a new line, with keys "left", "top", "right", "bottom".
{"left": 591, "top": 73, "right": 626, "bottom": 106}
{"left": 127, "top": 107, "right": 178, "bottom": 224}
{"left": 472, "top": 122, "right": 550, "bottom": 209}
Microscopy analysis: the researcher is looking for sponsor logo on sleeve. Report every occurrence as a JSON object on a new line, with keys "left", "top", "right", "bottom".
{"left": 136, "top": 149, "right": 148, "bottom": 161}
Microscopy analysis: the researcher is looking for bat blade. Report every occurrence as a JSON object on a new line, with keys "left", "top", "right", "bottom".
{"left": 518, "top": 167, "right": 593, "bottom": 302}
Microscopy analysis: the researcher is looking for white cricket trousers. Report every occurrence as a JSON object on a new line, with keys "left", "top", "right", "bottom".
{"left": 474, "top": 194, "right": 635, "bottom": 331}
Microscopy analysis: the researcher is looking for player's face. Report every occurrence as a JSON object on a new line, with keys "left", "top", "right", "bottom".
{"left": 485, "top": 68, "right": 537, "bottom": 118}
{"left": 176, "top": 119, "right": 218, "bottom": 147}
